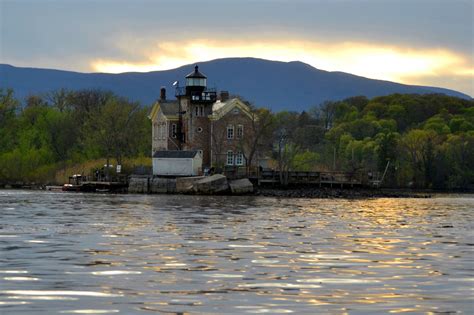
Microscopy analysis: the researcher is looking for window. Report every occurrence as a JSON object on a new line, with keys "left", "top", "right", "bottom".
{"left": 160, "top": 124, "right": 163, "bottom": 139}
{"left": 186, "top": 77, "right": 206, "bottom": 86}
{"left": 195, "top": 105, "right": 204, "bottom": 117}
{"left": 153, "top": 123, "right": 158, "bottom": 140}
{"left": 236, "top": 152, "right": 244, "bottom": 166}
{"left": 197, "top": 149, "right": 203, "bottom": 157}
{"left": 196, "top": 127, "right": 203, "bottom": 133}
{"left": 227, "top": 125, "right": 234, "bottom": 139}
{"left": 226, "top": 151, "right": 234, "bottom": 165}
{"left": 233, "top": 108, "right": 240, "bottom": 114}
{"left": 171, "top": 124, "right": 177, "bottom": 138}
{"left": 236, "top": 124, "right": 243, "bottom": 139}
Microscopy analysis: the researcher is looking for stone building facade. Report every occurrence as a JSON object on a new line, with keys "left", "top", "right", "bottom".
{"left": 149, "top": 66, "right": 255, "bottom": 169}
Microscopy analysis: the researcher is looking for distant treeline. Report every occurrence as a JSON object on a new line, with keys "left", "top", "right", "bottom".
{"left": 0, "top": 88, "right": 473, "bottom": 189}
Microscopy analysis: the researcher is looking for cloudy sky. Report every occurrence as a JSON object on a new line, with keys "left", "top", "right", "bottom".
{"left": 0, "top": 0, "right": 472, "bottom": 95}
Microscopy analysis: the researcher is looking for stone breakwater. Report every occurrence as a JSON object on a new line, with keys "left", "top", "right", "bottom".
{"left": 128, "top": 175, "right": 254, "bottom": 195}
{"left": 255, "top": 187, "right": 432, "bottom": 199}
{"left": 128, "top": 175, "right": 431, "bottom": 198}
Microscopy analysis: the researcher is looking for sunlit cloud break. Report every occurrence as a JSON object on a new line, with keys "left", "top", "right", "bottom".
{"left": 91, "top": 39, "right": 472, "bottom": 92}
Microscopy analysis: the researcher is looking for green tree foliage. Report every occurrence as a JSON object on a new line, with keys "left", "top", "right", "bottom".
{"left": 0, "top": 89, "right": 20, "bottom": 151}
{"left": 0, "top": 89, "right": 151, "bottom": 184}
{"left": 400, "top": 129, "right": 439, "bottom": 188}
{"left": 439, "top": 133, "right": 474, "bottom": 189}
{"left": 0, "top": 90, "right": 472, "bottom": 190}
{"left": 83, "top": 96, "right": 149, "bottom": 166}
{"left": 276, "top": 94, "right": 473, "bottom": 189}
{"left": 0, "top": 89, "right": 19, "bottom": 125}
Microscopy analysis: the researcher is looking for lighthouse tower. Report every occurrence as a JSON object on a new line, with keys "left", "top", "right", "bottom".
{"left": 176, "top": 65, "right": 216, "bottom": 166}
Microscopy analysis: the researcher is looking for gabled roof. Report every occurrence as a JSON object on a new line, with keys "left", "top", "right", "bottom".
{"left": 153, "top": 150, "right": 200, "bottom": 159}
{"left": 160, "top": 102, "right": 179, "bottom": 116}
{"left": 150, "top": 97, "right": 253, "bottom": 122}
{"left": 149, "top": 101, "right": 179, "bottom": 121}
{"left": 211, "top": 98, "right": 253, "bottom": 120}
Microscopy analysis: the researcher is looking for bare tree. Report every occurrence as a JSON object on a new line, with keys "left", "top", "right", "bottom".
{"left": 211, "top": 114, "right": 234, "bottom": 167}
{"left": 237, "top": 108, "right": 274, "bottom": 173}
{"left": 46, "top": 88, "right": 72, "bottom": 112}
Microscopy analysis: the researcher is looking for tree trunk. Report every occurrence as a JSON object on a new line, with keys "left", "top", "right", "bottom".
{"left": 106, "top": 156, "right": 110, "bottom": 181}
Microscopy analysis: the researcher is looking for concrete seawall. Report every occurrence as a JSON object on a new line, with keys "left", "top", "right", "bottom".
{"left": 128, "top": 175, "right": 254, "bottom": 195}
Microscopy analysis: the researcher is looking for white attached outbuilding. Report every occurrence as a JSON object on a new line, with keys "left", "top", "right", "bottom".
{"left": 152, "top": 150, "right": 202, "bottom": 176}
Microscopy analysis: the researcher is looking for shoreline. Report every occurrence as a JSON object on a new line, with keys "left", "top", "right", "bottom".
{"left": 254, "top": 187, "right": 435, "bottom": 199}
{"left": 2, "top": 184, "right": 473, "bottom": 199}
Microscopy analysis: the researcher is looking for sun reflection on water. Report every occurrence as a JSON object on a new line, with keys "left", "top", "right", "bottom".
{"left": 0, "top": 192, "right": 472, "bottom": 313}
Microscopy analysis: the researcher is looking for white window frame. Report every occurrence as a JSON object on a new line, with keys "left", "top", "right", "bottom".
{"left": 227, "top": 125, "right": 234, "bottom": 139}
{"left": 226, "top": 151, "right": 234, "bottom": 165}
{"left": 236, "top": 152, "right": 244, "bottom": 166}
{"left": 236, "top": 124, "right": 243, "bottom": 139}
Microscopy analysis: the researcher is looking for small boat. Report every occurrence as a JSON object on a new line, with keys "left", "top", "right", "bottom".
{"left": 62, "top": 184, "right": 82, "bottom": 192}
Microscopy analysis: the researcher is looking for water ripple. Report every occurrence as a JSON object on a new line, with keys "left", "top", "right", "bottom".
{"left": 0, "top": 191, "right": 472, "bottom": 314}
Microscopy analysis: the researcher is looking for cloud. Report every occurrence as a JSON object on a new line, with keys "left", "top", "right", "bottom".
{"left": 90, "top": 38, "right": 473, "bottom": 96}
{"left": 2, "top": 0, "right": 471, "bottom": 95}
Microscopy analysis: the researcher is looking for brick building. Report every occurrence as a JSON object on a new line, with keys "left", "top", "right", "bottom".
{"left": 149, "top": 66, "right": 255, "bottom": 170}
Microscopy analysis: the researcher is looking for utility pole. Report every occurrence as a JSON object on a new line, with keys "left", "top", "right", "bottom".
{"left": 380, "top": 160, "right": 391, "bottom": 186}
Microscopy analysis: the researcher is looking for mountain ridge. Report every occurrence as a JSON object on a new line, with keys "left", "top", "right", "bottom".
{"left": 0, "top": 58, "right": 470, "bottom": 111}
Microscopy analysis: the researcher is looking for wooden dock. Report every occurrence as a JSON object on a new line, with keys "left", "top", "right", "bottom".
{"left": 63, "top": 174, "right": 128, "bottom": 192}
{"left": 257, "top": 170, "right": 363, "bottom": 187}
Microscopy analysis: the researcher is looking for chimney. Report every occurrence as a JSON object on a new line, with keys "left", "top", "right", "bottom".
{"left": 160, "top": 87, "right": 166, "bottom": 101}
{"left": 220, "top": 90, "right": 229, "bottom": 102}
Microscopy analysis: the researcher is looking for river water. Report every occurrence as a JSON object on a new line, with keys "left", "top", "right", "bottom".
{"left": 0, "top": 190, "right": 473, "bottom": 314}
